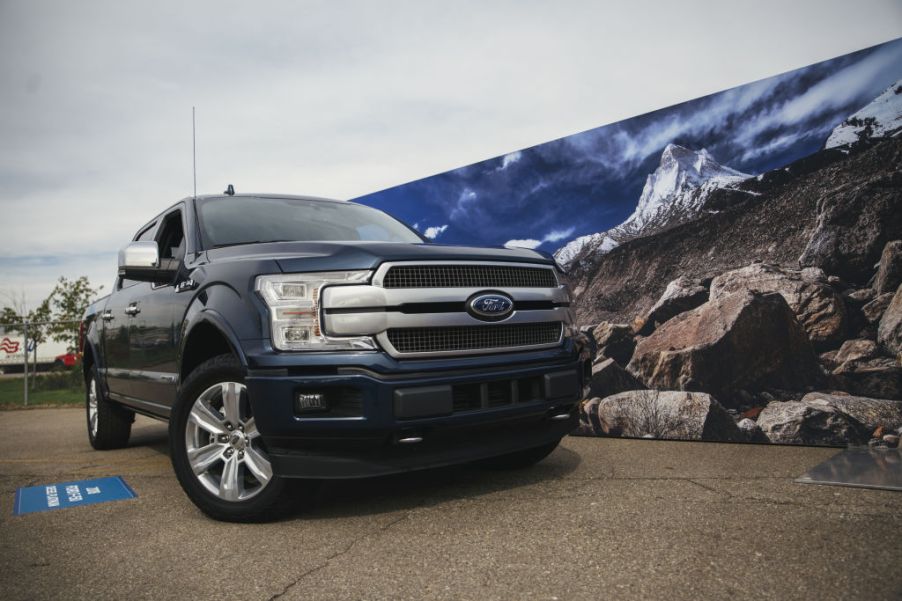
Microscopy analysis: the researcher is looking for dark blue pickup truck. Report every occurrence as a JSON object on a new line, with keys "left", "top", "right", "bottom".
{"left": 81, "top": 193, "right": 589, "bottom": 521}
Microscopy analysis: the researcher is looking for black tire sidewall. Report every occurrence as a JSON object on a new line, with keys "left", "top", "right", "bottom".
{"left": 169, "top": 354, "right": 286, "bottom": 522}
{"left": 86, "top": 365, "right": 132, "bottom": 450}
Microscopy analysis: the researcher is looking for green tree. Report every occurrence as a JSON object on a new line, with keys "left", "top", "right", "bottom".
{"left": 1, "top": 276, "right": 104, "bottom": 355}
{"left": 45, "top": 276, "right": 104, "bottom": 351}
{"left": 0, "top": 292, "right": 52, "bottom": 353}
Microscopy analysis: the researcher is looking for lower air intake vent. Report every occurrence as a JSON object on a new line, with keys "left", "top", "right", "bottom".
{"left": 386, "top": 322, "right": 563, "bottom": 354}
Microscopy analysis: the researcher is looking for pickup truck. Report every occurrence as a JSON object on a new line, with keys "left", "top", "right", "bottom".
{"left": 81, "top": 193, "right": 590, "bottom": 521}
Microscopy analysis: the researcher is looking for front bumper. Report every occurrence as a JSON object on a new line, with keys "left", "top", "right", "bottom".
{"left": 243, "top": 339, "right": 588, "bottom": 479}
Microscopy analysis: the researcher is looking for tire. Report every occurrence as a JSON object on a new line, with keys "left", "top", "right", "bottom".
{"left": 170, "top": 354, "right": 288, "bottom": 522}
{"left": 86, "top": 365, "right": 133, "bottom": 450}
{"left": 474, "top": 440, "right": 561, "bottom": 470}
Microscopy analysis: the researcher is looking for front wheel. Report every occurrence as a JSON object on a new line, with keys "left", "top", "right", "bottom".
{"left": 474, "top": 440, "right": 561, "bottom": 470}
{"left": 170, "top": 354, "right": 288, "bottom": 522}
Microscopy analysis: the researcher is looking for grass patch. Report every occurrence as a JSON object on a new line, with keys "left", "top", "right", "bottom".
{"left": 0, "top": 376, "right": 84, "bottom": 409}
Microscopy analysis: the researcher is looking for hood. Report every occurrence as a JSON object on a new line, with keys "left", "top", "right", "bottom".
{"left": 205, "top": 240, "right": 554, "bottom": 273}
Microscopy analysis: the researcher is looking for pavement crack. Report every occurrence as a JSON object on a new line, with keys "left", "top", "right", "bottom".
{"left": 266, "top": 512, "right": 411, "bottom": 601}
{"left": 688, "top": 478, "right": 735, "bottom": 499}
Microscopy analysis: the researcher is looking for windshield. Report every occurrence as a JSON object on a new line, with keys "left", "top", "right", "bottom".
{"left": 196, "top": 196, "right": 423, "bottom": 248}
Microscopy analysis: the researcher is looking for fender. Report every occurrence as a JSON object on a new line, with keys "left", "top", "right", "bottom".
{"left": 81, "top": 312, "right": 110, "bottom": 393}
{"left": 178, "top": 282, "right": 256, "bottom": 381}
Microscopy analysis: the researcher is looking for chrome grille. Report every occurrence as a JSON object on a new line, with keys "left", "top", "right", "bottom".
{"left": 386, "top": 322, "right": 563, "bottom": 354}
{"left": 382, "top": 264, "right": 557, "bottom": 289}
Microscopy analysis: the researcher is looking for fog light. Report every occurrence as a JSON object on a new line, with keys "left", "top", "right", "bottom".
{"left": 296, "top": 392, "right": 327, "bottom": 413}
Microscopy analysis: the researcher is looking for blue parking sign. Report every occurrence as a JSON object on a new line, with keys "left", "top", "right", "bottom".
{"left": 14, "top": 476, "right": 137, "bottom": 515}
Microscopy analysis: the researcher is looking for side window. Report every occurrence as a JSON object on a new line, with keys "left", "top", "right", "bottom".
{"left": 119, "top": 222, "right": 157, "bottom": 289}
{"left": 157, "top": 210, "right": 186, "bottom": 262}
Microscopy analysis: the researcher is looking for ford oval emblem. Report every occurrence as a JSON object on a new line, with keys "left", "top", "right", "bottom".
{"left": 467, "top": 292, "right": 514, "bottom": 322}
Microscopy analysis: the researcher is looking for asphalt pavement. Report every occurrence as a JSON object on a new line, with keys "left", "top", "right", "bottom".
{"left": 1, "top": 408, "right": 900, "bottom": 601}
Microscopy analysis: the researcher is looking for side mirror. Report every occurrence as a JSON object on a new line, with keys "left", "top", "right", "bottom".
{"left": 118, "top": 241, "right": 179, "bottom": 283}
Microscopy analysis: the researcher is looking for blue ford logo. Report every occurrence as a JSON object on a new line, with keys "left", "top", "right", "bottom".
{"left": 468, "top": 292, "right": 514, "bottom": 321}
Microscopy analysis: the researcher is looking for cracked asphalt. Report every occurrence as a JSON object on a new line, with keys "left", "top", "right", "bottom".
{"left": 1, "top": 409, "right": 901, "bottom": 601}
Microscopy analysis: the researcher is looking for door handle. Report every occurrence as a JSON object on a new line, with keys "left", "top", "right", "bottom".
{"left": 125, "top": 303, "right": 141, "bottom": 317}
{"left": 101, "top": 310, "right": 114, "bottom": 322}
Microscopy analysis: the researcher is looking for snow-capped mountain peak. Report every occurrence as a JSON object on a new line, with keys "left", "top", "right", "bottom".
{"left": 623, "top": 144, "right": 749, "bottom": 235}
{"left": 555, "top": 145, "right": 750, "bottom": 268}
{"left": 826, "top": 79, "right": 902, "bottom": 149}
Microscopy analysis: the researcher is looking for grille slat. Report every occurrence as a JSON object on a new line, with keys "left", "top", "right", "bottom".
{"left": 383, "top": 264, "right": 556, "bottom": 289}
{"left": 386, "top": 322, "right": 563, "bottom": 354}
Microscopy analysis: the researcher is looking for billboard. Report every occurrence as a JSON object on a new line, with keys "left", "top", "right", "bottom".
{"left": 355, "top": 38, "right": 902, "bottom": 447}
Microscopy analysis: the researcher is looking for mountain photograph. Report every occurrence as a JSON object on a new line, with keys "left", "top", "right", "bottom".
{"left": 354, "top": 38, "right": 902, "bottom": 447}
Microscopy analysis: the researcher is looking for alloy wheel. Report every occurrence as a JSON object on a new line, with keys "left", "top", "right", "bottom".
{"left": 184, "top": 382, "right": 273, "bottom": 502}
{"left": 88, "top": 378, "right": 99, "bottom": 437}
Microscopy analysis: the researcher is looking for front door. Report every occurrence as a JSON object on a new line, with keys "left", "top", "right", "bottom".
{"left": 128, "top": 208, "right": 192, "bottom": 409}
{"left": 101, "top": 221, "right": 158, "bottom": 398}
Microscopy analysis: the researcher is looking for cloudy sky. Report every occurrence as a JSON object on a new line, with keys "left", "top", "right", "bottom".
{"left": 355, "top": 38, "right": 902, "bottom": 251}
{"left": 1, "top": 0, "right": 901, "bottom": 312}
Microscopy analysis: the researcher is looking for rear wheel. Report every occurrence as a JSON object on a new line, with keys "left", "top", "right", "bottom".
{"left": 170, "top": 354, "right": 287, "bottom": 522}
{"left": 86, "top": 365, "right": 133, "bottom": 450}
{"left": 475, "top": 440, "right": 560, "bottom": 470}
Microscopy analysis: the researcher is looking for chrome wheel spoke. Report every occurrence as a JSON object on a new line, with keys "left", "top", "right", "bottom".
{"left": 243, "top": 446, "right": 272, "bottom": 484}
{"left": 187, "top": 380, "right": 273, "bottom": 503}
{"left": 188, "top": 442, "right": 226, "bottom": 475}
{"left": 189, "top": 401, "right": 227, "bottom": 435}
{"left": 219, "top": 454, "right": 241, "bottom": 501}
{"left": 88, "top": 380, "right": 99, "bottom": 435}
{"left": 221, "top": 382, "right": 241, "bottom": 427}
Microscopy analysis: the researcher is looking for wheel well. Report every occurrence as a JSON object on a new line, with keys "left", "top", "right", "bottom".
{"left": 82, "top": 344, "right": 95, "bottom": 379}
{"left": 181, "top": 322, "right": 238, "bottom": 381}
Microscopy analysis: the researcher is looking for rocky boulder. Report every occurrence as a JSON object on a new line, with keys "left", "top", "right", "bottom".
{"left": 819, "top": 350, "right": 839, "bottom": 371}
{"left": 875, "top": 240, "right": 902, "bottom": 296}
{"left": 845, "top": 288, "right": 875, "bottom": 304}
{"left": 591, "top": 390, "right": 742, "bottom": 441}
{"left": 831, "top": 356, "right": 901, "bottom": 400}
{"left": 829, "top": 339, "right": 899, "bottom": 399}
{"left": 638, "top": 276, "right": 708, "bottom": 335}
{"left": 800, "top": 392, "right": 902, "bottom": 433}
{"left": 862, "top": 292, "right": 894, "bottom": 324}
{"left": 877, "top": 283, "right": 902, "bottom": 356}
{"left": 591, "top": 322, "right": 636, "bottom": 366}
{"left": 576, "top": 397, "right": 603, "bottom": 436}
{"left": 797, "top": 166, "right": 902, "bottom": 285}
{"left": 586, "top": 358, "right": 642, "bottom": 400}
{"left": 627, "top": 291, "right": 822, "bottom": 405}
{"left": 833, "top": 339, "right": 880, "bottom": 364}
{"left": 709, "top": 263, "right": 847, "bottom": 348}
{"left": 756, "top": 399, "right": 870, "bottom": 445}
{"left": 737, "top": 417, "right": 768, "bottom": 442}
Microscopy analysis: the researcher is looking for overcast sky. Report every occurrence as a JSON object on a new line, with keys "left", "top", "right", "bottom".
{"left": 355, "top": 38, "right": 902, "bottom": 252}
{"left": 1, "top": 0, "right": 901, "bottom": 312}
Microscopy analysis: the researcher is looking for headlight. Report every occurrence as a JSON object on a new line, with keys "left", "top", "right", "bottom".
{"left": 256, "top": 271, "right": 377, "bottom": 351}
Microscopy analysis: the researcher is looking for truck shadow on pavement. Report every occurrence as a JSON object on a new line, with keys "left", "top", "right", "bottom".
{"left": 303, "top": 446, "right": 583, "bottom": 521}
{"left": 132, "top": 422, "right": 582, "bottom": 522}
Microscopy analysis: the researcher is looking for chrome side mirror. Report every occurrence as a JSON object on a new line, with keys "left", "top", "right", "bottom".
{"left": 118, "top": 241, "right": 178, "bottom": 283}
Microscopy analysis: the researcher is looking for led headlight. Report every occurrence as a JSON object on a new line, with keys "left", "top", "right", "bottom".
{"left": 256, "top": 271, "right": 376, "bottom": 351}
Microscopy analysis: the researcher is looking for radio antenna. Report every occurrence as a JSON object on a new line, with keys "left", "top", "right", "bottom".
{"left": 192, "top": 106, "right": 197, "bottom": 199}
